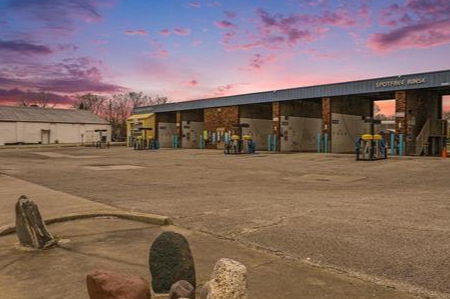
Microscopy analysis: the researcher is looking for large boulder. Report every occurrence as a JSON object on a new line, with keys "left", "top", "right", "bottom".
{"left": 86, "top": 270, "right": 152, "bottom": 299}
{"left": 169, "top": 280, "right": 195, "bottom": 299}
{"left": 15, "top": 195, "right": 56, "bottom": 249}
{"left": 204, "top": 259, "right": 248, "bottom": 299}
{"left": 149, "top": 232, "right": 196, "bottom": 293}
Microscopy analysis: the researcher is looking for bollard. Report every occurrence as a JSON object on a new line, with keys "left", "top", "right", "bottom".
{"left": 273, "top": 134, "right": 277, "bottom": 152}
{"left": 199, "top": 135, "right": 204, "bottom": 149}
{"left": 390, "top": 133, "right": 395, "bottom": 156}
{"left": 268, "top": 134, "right": 272, "bottom": 151}
{"left": 324, "top": 133, "right": 329, "bottom": 153}
{"left": 317, "top": 133, "right": 322, "bottom": 153}
{"left": 399, "top": 134, "right": 404, "bottom": 156}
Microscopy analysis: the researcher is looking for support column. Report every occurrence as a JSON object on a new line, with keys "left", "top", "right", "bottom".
{"left": 176, "top": 111, "right": 182, "bottom": 148}
{"left": 272, "top": 102, "right": 281, "bottom": 151}
{"left": 395, "top": 91, "right": 407, "bottom": 136}
{"left": 322, "top": 98, "right": 331, "bottom": 153}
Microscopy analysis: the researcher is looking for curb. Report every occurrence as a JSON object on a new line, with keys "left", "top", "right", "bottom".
{"left": 0, "top": 211, "right": 172, "bottom": 236}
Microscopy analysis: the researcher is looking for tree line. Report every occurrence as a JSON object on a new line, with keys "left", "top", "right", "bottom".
{"left": 19, "top": 91, "right": 169, "bottom": 141}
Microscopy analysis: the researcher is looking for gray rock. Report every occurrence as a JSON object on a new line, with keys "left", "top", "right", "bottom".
{"left": 169, "top": 280, "right": 195, "bottom": 299}
{"left": 15, "top": 195, "right": 56, "bottom": 249}
{"left": 149, "top": 231, "right": 196, "bottom": 293}
{"left": 207, "top": 258, "right": 248, "bottom": 299}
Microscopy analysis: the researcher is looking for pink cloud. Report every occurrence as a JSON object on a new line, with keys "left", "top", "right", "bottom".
{"left": 188, "top": 2, "right": 201, "bottom": 8}
{"left": 174, "top": 28, "right": 191, "bottom": 36}
{"left": 185, "top": 79, "right": 199, "bottom": 87}
{"left": 221, "top": 5, "right": 369, "bottom": 52}
{"left": 152, "top": 49, "right": 169, "bottom": 58}
{"left": 159, "top": 29, "right": 171, "bottom": 36}
{"left": 214, "top": 20, "right": 235, "bottom": 29}
{"left": 214, "top": 84, "right": 238, "bottom": 96}
{"left": 124, "top": 29, "right": 148, "bottom": 36}
{"left": 248, "top": 53, "right": 276, "bottom": 71}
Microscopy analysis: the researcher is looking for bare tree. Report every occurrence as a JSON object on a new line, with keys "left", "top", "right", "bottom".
{"left": 72, "top": 94, "right": 107, "bottom": 116}
{"left": 73, "top": 91, "right": 169, "bottom": 141}
{"left": 19, "top": 91, "right": 56, "bottom": 108}
{"left": 443, "top": 110, "right": 450, "bottom": 122}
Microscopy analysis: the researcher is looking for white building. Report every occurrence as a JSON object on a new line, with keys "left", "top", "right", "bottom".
{"left": 0, "top": 106, "right": 111, "bottom": 145}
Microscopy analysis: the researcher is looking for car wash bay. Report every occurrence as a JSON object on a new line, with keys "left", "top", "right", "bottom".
{"left": 134, "top": 70, "right": 450, "bottom": 156}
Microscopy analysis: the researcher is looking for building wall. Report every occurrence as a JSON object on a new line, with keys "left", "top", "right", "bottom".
{"left": 280, "top": 100, "right": 322, "bottom": 152}
{"left": 204, "top": 106, "right": 239, "bottom": 149}
{"left": 281, "top": 100, "right": 322, "bottom": 118}
{"left": 330, "top": 97, "right": 373, "bottom": 153}
{"left": 240, "top": 118, "right": 272, "bottom": 150}
{"left": 126, "top": 114, "right": 156, "bottom": 147}
{"left": 0, "top": 122, "right": 111, "bottom": 145}
{"left": 394, "top": 90, "right": 441, "bottom": 155}
{"left": 331, "top": 113, "right": 370, "bottom": 153}
{"left": 181, "top": 121, "right": 204, "bottom": 149}
{"left": 158, "top": 122, "right": 177, "bottom": 148}
{"left": 280, "top": 116, "right": 322, "bottom": 152}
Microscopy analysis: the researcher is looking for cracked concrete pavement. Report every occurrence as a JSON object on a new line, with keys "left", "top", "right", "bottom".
{"left": 1, "top": 146, "right": 450, "bottom": 298}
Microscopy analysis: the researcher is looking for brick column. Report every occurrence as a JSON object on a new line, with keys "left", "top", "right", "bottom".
{"left": 395, "top": 91, "right": 408, "bottom": 154}
{"left": 322, "top": 98, "right": 331, "bottom": 152}
{"left": 272, "top": 102, "right": 281, "bottom": 151}
{"left": 395, "top": 91, "right": 407, "bottom": 136}
{"left": 204, "top": 106, "right": 239, "bottom": 149}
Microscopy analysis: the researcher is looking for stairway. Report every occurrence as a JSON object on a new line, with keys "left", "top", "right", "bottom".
{"left": 415, "top": 119, "right": 448, "bottom": 156}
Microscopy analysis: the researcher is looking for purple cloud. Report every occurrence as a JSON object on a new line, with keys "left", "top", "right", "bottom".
{"left": 221, "top": 4, "right": 369, "bottom": 52}
{"left": 214, "top": 20, "right": 235, "bottom": 29}
{"left": 0, "top": 88, "right": 75, "bottom": 106}
{"left": 248, "top": 53, "right": 276, "bottom": 71}
{"left": 0, "top": 40, "right": 52, "bottom": 55}
{"left": 159, "top": 29, "right": 171, "bottom": 36}
{"left": 188, "top": 2, "right": 201, "bottom": 8}
{"left": 369, "top": 0, "right": 450, "bottom": 51}
{"left": 0, "top": 57, "right": 125, "bottom": 94}
{"left": 124, "top": 29, "right": 148, "bottom": 36}
{"left": 4, "top": 0, "right": 112, "bottom": 33}
{"left": 174, "top": 28, "right": 191, "bottom": 36}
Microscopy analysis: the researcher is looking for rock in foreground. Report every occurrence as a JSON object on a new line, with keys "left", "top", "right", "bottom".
{"left": 149, "top": 231, "right": 196, "bottom": 293}
{"left": 15, "top": 195, "right": 56, "bottom": 249}
{"left": 204, "top": 258, "right": 247, "bottom": 299}
{"left": 86, "top": 270, "right": 152, "bottom": 299}
{"left": 169, "top": 280, "right": 195, "bottom": 299}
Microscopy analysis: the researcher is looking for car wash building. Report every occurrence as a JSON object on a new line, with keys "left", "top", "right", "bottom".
{"left": 0, "top": 106, "right": 111, "bottom": 146}
{"left": 133, "top": 70, "right": 450, "bottom": 156}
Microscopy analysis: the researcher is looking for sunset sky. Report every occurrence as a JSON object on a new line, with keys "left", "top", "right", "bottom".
{"left": 1, "top": 0, "right": 450, "bottom": 114}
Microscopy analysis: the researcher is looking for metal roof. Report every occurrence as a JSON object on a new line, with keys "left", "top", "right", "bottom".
{"left": 134, "top": 69, "right": 450, "bottom": 114}
{"left": 0, "top": 106, "right": 109, "bottom": 124}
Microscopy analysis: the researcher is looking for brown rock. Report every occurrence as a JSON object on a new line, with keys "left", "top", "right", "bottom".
{"left": 86, "top": 270, "right": 152, "bottom": 299}
{"left": 169, "top": 280, "right": 195, "bottom": 299}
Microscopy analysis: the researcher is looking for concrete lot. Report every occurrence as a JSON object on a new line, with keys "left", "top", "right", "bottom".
{"left": 1, "top": 147, "right": 450, "bottom": 298}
